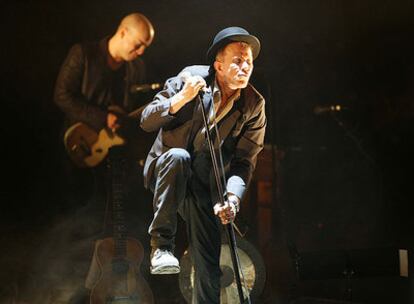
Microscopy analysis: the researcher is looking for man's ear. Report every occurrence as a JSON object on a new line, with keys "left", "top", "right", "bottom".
{"left": 213, "top": 60, "right": 221, "bottom": 73}
{"left": 120, "top": 27, "right": 127, "bottom": 39}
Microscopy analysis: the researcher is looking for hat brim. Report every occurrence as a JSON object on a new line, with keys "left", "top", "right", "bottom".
{"left": 206, "top": 33, "right": 261, "bottom": 62}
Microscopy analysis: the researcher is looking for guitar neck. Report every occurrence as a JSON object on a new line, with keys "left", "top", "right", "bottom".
{"left": 108, "top": 147, "right": 128, "bottom": 258}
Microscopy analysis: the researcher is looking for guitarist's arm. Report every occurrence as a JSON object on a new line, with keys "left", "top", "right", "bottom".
{"left": 54, "top": 44, "right": 108, "bottom": 131}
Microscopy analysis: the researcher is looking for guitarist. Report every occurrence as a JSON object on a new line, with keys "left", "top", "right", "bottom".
{"left": 55, "top": 12, "right": 154, "bottom": 139}
{"left": 54, "top": 12, "right": 155, "bottom": 302}
{"left": 54, "top": 12, "right": 155, "bottom": 206}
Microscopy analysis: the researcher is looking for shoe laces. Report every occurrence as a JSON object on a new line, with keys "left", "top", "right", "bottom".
{"left": 153, "top": 248, "right": 173, "bottom": 259}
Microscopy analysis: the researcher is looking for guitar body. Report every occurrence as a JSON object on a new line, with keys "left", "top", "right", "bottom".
{"left": 86, "top": 146, "right": 153, "bottom": 303}
{"left": 64, "top": 122, "right": 125, "bottom": 168}
{"left": 90, "top": 237, "right": 154, "bottom": 304}
{"left": 63, "top": 103, "right": 152, "bottom": 168}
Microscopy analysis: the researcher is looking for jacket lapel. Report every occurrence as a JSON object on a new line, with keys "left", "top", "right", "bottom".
{"left": 215, "top": 109, "right": 242, "bottom": 147}
{"left": 189, "top": 88, "right": 244, "bottom": 149}
{"left": 186, "top": 91, "right": 213, "bottom": 147}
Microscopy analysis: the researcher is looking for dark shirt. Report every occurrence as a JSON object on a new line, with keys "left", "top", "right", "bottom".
{"left": 54, "top": 37, "right": 146, "bottom": 133}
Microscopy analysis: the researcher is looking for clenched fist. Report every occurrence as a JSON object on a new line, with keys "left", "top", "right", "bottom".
{"left": 213, "top": 196, "right": 240, "bottom": 225}
{"left": 169, "top": 72, "right": 207, "bottom": 114}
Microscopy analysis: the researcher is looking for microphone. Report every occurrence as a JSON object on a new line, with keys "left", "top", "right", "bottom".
{"left": 313, "top": 104, "right": 344, "bottom": 115}
{"left": 130, "top": 83, "right": 162, "bottom": 94}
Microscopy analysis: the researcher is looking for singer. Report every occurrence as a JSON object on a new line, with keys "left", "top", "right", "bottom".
{"left": 140, "top": 27, "right": 266, "bottom": 303}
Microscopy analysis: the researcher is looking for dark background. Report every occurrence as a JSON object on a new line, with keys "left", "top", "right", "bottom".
{"left": 1, "top": 0, "right": 414, "bottom": 303}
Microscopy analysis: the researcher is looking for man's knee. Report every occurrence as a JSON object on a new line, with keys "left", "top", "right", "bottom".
{"left": 163, "top": 148, "right": 191, "bottom": 166}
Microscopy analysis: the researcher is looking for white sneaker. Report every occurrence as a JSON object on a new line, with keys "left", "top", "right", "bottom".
{"left": 150, "top": 248, "right": 180, "bottom": 274}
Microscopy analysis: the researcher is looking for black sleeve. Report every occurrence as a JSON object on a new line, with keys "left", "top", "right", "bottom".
{"left": 54, "top": 44, "right": 107, "bottom": 131}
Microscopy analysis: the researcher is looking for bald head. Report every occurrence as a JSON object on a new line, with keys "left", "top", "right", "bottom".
{"left": 109, "top": 13, "right": 155, "bottom": 63}
{"left": 117, "top": 13, "right": 154, "bottom": 46}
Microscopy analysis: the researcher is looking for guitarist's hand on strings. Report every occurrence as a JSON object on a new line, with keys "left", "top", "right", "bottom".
{"left": 214, "top": 195, "right": 240, "bottom": 225}
{"left": 107, "top": 112, "right": 121, "bottom": 133}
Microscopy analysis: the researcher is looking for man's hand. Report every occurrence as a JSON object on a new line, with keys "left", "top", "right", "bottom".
{"left": 107, "top": 112, "right": 120, "bottom": 132}
{"left": 180, "top": 74, "right": 207, "bottom": 102}
{"left": 169, "top": 72, "right": 206, "bottom": 114}
{"left": 214, "top": 196, "right": 240, "bottom": 225}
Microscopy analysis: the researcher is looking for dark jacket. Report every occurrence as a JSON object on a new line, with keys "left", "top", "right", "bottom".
{"left": 140, "top": 65, "right": 266, "bottom": 200}
{"left": 54, "top": 37, "right": 146, "bottom": 132}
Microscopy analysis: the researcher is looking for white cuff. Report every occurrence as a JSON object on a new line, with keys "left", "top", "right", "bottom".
{"left": 227, "top": 194, "right": 240, "bottom": 213}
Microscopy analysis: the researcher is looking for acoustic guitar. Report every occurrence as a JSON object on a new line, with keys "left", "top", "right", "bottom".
{"left": 89, "top": 146, "right": 154, "bottom": 304}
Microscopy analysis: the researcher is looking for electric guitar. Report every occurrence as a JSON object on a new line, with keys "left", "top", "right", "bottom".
{"left": 63, "top": 105, "right": 146, "bottom": 168}
{"left": 89, "top": 146, "right": 154, "bottom": 304}
{"left": 64, "top": 122, "right": 125, "bottom": 168}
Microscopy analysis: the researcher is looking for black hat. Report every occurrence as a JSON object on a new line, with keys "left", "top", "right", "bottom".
{"left": 206, "top": 26, "right": 261, "bottom": 63}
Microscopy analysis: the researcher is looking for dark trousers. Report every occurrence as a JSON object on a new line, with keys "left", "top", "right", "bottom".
{"left": 148, "top": 148, "right": 221, "bottom": 304}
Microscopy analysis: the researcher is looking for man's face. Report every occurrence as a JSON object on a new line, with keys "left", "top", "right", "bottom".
{"left": 120, "top": 25, "right": 153, "bottom": 61}
{"left": 215, "top": 42, "right": 254, "bottom": 90}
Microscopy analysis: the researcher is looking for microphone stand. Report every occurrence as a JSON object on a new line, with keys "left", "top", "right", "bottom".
{"left": 196, "top": 92, "right": 250, "bottom": 304}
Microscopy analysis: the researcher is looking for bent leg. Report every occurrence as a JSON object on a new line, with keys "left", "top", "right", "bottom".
{"left": 149, "top": 148, "right": 191, "bottom": 249}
